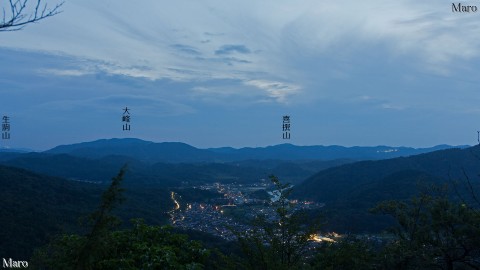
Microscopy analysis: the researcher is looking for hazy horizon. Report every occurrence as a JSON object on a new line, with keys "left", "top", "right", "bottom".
{"left": 0, "top": 137, "right": 472, "bottom": 152}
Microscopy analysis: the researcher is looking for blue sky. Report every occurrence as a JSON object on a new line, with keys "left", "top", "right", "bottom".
{"left": 1, "top": 0, "right": 480, "bottom": 150}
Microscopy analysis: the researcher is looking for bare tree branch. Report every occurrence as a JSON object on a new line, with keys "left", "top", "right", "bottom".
{"left": 0, "top": 0, "right": 64, "bottom": 31}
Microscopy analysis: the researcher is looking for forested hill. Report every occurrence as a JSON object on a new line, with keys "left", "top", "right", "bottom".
{"left": 0, "top": 152, "right": 352, "bottom": 186}
{"left": 291, "top": 146, "right": 480, "bottom": 232}
{"left": 0, "top": 165, "right": 101, "bottom": 259}
{"left": 46, "top": 138, "right": 218, "bottom": 163}
{"left": 0, "top": 165, "right": 172, "bottom": 259}
{"left": 293, "top": 145, "right": 480, "bottom": 203}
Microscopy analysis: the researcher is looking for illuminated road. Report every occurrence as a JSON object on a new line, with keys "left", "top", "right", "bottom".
{"left": 169, "top": 191, "right": 181, "bottom": 224}
{"left": 171, "top": 191, "right": 180, "bottom": 210}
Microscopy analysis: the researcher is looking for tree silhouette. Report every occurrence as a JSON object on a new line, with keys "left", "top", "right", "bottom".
{"left": 31, "top": 165, "right": 211, "bottom": 269}
{"left": 1, "top": 0, "right": 63, "bottom": 31}
{"left": 235, "top": 175, "right": 319, "bottom": 270}
{"left": 373, "top": 186, "right": 480, "bottom": 270}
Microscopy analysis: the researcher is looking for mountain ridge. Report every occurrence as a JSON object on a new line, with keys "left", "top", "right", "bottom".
{"left": 291, "top": 145, "right": 480, "bottom": 232}
{"left": 45, "top": 138, "right": 468, "bottom": 163}
{"left": 293, "top": 146, "right": 480, "bottom": 202}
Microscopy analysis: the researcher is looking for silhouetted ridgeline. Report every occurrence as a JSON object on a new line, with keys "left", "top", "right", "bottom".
{"left": 293, "top": 146, "right": 480, "bottom": 232}
{"left": 45, "top": 138, "right": 466, "bottom": 163}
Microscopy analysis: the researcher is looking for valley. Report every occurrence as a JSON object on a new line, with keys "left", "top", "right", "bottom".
{"left": 1, "top": 138, "right": 479, "bottom": 268}
{"left": 169, "top": 181, "right": 324, "bottom": 241}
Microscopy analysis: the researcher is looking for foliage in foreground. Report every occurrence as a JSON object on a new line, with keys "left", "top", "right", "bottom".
{"left": 372, "top": 186, "right": 480, "bottom": 270}
{"left": 32, "top": 219, "right": 209, "bottom": 270}
{"left": 30, "top": 167, "right": 480, "bottom": 270}
{"left": 234, "top": 175, "right": 320, "bottom": 270}
{"left": 310, "top": 237, "right": 378, "bottom": 270}
{"left": 31, "top": 166, "right": 210, "bottom": 269}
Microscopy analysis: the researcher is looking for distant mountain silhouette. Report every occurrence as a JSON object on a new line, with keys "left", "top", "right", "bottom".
{"left": 0, "top": 147, "right": 34, "bottom": 153}
{"left": 213, "top": 143, "right": 469, "bottom": 160}
{"left": 45, "top": 138, "right": 467, "bottom": 163}
{"left": 0, "top": 152, "right": 353, "bottom": 186}
{"left": 46, "top": 138, "right": 217, "bottom": 163}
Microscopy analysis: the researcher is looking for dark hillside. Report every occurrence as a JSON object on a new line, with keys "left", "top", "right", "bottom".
{"left": 293, "top": 146, "right": 480, "bottom": 232}
{"left": 0, "top": 165, "right": 172, "bottom": 259}
{"left": 294, "top": 146, "right": 480, "bottom": 203}
{"left": 0, "top": 165, "right": 100, "bottom": 259}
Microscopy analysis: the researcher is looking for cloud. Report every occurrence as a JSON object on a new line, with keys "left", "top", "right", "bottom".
{"left": 189, "top": 79, "right": 301, "bottom": 105}
{"left": 215, "top": 45, "right": 251, "bottom": 55}
{"left": 204, "top": 32, "right": 225, "bottom": 37}
{"left": 171, "top": 44, "right": 202, "bottom": 56}
{"left": 39, "top": 61, "right": 162, "bottom": 81}
{"left": 40, "top": 68, "right": 94, "bottom": 76}
{"left": 380, "top": 103, "right": 404, "bottom": 110}
{"left": 190, "top": 86, "right": 243, "bottom": 103}
{"left": 2, "top": 0, "right": 480, "bottom": 107}
{"left": 5, "top": 1, "right": 479, "bottom": 77}
{"left": 6, "top": 1, "right": 477, "bottom": 82}
{"left": 190, "top": 83, "right": 261, "bottom": 103}
{"left": 353, "top": 95, "right": 405, "bottom": 111}
{"left": 359, "top": 96, "right": 374, "bottom": 101}
{"left": 35, "top": 94, "right": 195, "bottom": 116}
{"left": 244, "top": 80, "right": 300, "bottom": 103}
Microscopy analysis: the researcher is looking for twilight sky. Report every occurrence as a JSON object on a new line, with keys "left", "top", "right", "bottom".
{"left": 1, "top": 0, "right": 480, "bottom": 150}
